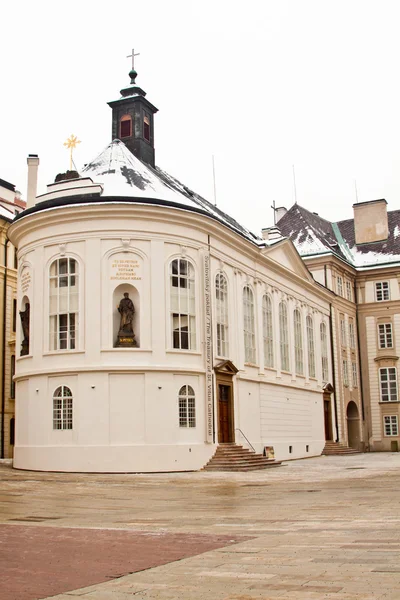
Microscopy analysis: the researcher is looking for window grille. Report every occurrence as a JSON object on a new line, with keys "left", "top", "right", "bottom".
{"left": 294, "top": 309, "right": 303, "bottom": 375}
{"left": 243, "top": 286, "right": 256, "bottom": 364}
{"left": 380, "top": 367, "right": 398, "bottom": 402}
{"left": 170, "top": 259, "right": 196, "bottom": 350}
{"left": 384, "top": 415, "right": 398, "bottom": 436}
{"left": 53, "top": 386, "right": 73, "bottom": 430}
{"left": 178, "top": 385, "right": 196, "bottom": 427}
{"left": 215, "top": 274, "right": 229, "bottom": 357}
{"left": 49, "top": 258, "right": 79, "bottom": 351}
{"left": 376, "top": 281, "right": 390, "bottom": 302}
{"left": 378, "top": 323, "right": 393, "bottom": 349}
{"left": 262, "top": 295, "right": 274, "bottom": 368}
{"left": 279, "top": 301, "right": 289, "bottom": 371}
{"left": 306, "top": 315, "right": 316, "bottom": 378}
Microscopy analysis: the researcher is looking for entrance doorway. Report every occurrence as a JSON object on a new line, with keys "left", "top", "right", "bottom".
{"left": 218, "top": 383, "right": 234, "bottom": 443}
{"left": 347, "top": 401, "right": 360, "bottom": 449}
{"left": 324, "top": 395, "right": 333, "bottom": 441}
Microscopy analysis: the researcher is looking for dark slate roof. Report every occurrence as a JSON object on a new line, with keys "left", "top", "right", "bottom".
{"left": 278, "top": 203, "right": 400, "bottom": 268}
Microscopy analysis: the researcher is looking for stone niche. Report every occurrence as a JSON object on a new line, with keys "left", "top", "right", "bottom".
{"left": 113, "top": 284, "right": 140, "bottom": 348}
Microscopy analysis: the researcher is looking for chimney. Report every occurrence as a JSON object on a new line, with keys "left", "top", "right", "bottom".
{"left": 353, "top": 199, "right": 388, "bottom": 245}
{"left": 275, "top": 206, "right": 287, "bottom": 223}
{"left": 26, "top": 154, "right": 39, "bottom": 208}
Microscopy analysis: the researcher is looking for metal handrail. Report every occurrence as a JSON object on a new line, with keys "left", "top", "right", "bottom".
{"left": 235, "top": 428, "right": 256, "bottom": 453}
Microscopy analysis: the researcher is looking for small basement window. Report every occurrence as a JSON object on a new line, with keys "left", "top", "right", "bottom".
{"left": 120, "top": 115, "right": 132, "bottom": 138}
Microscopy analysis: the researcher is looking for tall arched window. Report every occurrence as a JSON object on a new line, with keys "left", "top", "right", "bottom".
{"left": 53, "top": 386, "right": 73, "bottom": 430}
{"left": 279, "top": 301, "right": 289, "bottom": 371}
{"left": 294, "top": 309, "right": 303, "bottom": 375}
{"left": 243, "top": 286, "right": 256, "bottom": 364}
{"left": 170, "top": 259, "right": 196, "bottom": 350}
{"left": 49, "top": 258, "right": 79, "bottom": 351}
{"left": 179, "top": 385, "right": 196, "bottom": 427}
{"left": 320, "top": 322, "right": 329, "bottom": 382}
{"left": 306, "top": 315, "right": 316, "bottom": 378}
{"left": 262, "top": 295, "right": 274, "bottom": 368}
{"left": 215, "top": 273, "right": 229, "bottom": 357}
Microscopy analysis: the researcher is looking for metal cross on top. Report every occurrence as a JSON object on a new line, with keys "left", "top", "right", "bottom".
{"left": 63, "top": 134, "right": 81, "bottom": 171}
{"left": 127, "top": 48, "right": 140, "bottom": 70}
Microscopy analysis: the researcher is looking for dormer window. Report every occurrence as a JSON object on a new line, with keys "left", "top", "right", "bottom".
{"left": 120, "top": 115, "right": 132, "bottom": 138}
{"left": 143, "top": 114, "right": 150, "bottom": 141}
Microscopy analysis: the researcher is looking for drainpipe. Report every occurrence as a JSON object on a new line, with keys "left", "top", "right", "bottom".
{"left": 329, "top": 302, "right": 339, "bottom": 442}
{"left": 1, "top": 238, "right": 8, "bottom": 458}
{"left": 354, "top": 280, "right": 366, "bottom": 428}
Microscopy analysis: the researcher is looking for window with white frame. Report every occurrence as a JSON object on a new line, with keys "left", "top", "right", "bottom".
{"left": 337, "top": 276, "right": 343, "bottom": 297}
{"left": 340, "top": 316, "right": 346, "bottom": 346}
{"left": 215, "top": 273, "right": 229, "bottom": 357}
{"left": 346, "top": 280, "right": 352, "bottom": 301}
{"left": 49, "top": 258, "right": 79, "bottom": 351}
{"left": 262, "top": 295, "right": 274, "bottom": 368}
{"left": 320, "top": 322, "right": 329, "bottom": 382}
{"left": 170, "top": 259, "right": 196, "bottom": 350}
{"left": 279, "top": 301, "right": 289, "bottom": 371}
{"left": 384, "top": 415, "right": 398, "bottom": 436}
{"left": 379, "top": 323, "right": 393, "bottom": 349}
{"left": 243, "top": 286, "right": 256, "bottom": 363}
{"left": 376, "top": 281, "right": 390, "bottom": 302}
{"left": 380, "top": 367, "right": 398, "bottom": 402}
{"left": 294, "top": 308, "right": 303, "bottom": 375}
{"left": 352, "top": 362, "right": 358, "bottom": 387}
{"left": 178, "top": 385, "right": 196, "bottom": 427}
{"left": 306, "top": 315, "right": 316, "bottom": 378}
{"left": 53, "top": 385, "right": 73, "bottom": 430}
{"left": 349, "top": 319, "right": 356, "bottom": 349}
{"left": 343, "top": 360, "right": 349, "bottom": 386}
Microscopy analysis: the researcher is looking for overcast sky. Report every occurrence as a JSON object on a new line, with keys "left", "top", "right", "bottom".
{"left": 1, "top": 0, "right": 400, "bottom": 235}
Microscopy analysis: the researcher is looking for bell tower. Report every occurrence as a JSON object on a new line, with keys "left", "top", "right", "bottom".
{"left": 108, "top": 57, "right": 158, "bottom": 167}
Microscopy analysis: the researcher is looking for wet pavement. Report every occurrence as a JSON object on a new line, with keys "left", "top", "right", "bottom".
{"left": 1, "top": 453, "right": 400, "bottom": 599}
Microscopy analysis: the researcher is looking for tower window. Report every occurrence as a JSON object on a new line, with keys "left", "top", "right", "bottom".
{"left": 143, "top": 115, "right": 150, "bottom": 141}
{"left": 120, "top": 115, "right": 132, "bottom": 138}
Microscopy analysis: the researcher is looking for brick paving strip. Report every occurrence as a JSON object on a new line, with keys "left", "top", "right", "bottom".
{"left": 0, "top": 524, "right": 252, "bottom": 600}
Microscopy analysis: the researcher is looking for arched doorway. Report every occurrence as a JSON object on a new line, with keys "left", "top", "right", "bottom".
{"left": 347, "top": 401, "right": 360, "bottom": 450}
{"left": 214, "top": 360, "right": 238, "bottom": 444}
{"left": 323, "top": 383, "right": 334, "bottom": 441}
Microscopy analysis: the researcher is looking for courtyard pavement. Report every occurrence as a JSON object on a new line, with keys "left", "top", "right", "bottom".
{"left": 1, "top": 453, "right": 400, "bottom": 599}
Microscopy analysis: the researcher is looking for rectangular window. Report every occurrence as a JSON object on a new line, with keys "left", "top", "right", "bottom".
{"left": 384, "top": 415, "right": 398, "bottom": 436}
{"left": 14, "top": 248, "right": 18, "bottom": 270}
{"left": 346, "top": 281, "right": 352, "bottom": 301}
{"left": 380, "top": 367, "right": 398, "bottom": 402}
{"left": 376, "top": 281, "right": 390, "bottom": 302}
{"left": 340, "top": 317, "right": 346, "bottom": 346}
{"left": 352, "top": 362, "right": 357, "bottom": 387}
{"left": 120, "top": 117, "right": 132, "bottom": 138}
{"left": 379, "top": 323, "right": 393, "bottom": 349}
{"left": 337, "top": 276, "right": 343, "bottom": 297}
{"left": 343, "top": 360, "right": 349, "bottom": 386}
{"left": 143, "top": 115, "right": 150, "bottom": 141}
{"left": 10, "top": 355, "right": 15, "bottom": 399}
{"left": 349, "top": 319, "right": 356, "bottom": 349}
{"left": 12, "top": 298, "right": 17, "bottom": 333}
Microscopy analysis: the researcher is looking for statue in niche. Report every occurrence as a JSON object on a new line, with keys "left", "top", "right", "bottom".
{"left": 20, "top": 302, "right": 30, "bottom": 356}
{"left": 116, "top": 293, "right": 137, "bottom": 347}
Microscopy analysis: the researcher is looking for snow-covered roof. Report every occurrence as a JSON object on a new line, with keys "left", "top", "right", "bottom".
{"left": 278, "top": 204, "right": 400, "bottom": 269}
{"left": 81, "top": 140, "right": 261, "bottom": 244}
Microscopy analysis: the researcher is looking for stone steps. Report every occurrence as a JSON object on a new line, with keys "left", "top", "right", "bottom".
{"left": 322, "top": 441, "right": 361, "bottom": 455}
{"left": 203, "top": 444, "right": 282, "bottom": 472}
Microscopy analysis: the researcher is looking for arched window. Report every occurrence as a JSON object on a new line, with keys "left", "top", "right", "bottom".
{"left": 243, "top": 286, "right": 256, "bottom": 364}
{"left": 215, "top": 273, "right": 229, "bottom": 357}
{"left": 279, "top": 301, "right": 289, "bottom": 371}
{"left": 262, "top": 295, "right": 274, "bottom": 368}
{"left": 306, "top": 315, "right": 316, "bottom": 378}
{"left": 53, "top": 386, "right": 73, "bottom": 430}
{"left": 120, "top": 114, "right": 132, "bottom": 138}
{"left": 49, "top": 258, "right": 79, "bottom": 351}
{"left": 320, "top": 322, "right": 329, "bottom": 382}
{"left": 294, "top": 309, "right": 303, "bottom": 375}
{"left": 179, "top": 385, "right": 196, "bottom": 427}
{"left": 170, "top": 259, "right": 196, "bottom": 350}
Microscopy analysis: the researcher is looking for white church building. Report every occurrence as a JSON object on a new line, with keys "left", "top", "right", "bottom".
{"left": 9, "top": 67, "right": 338, "bottom": 472}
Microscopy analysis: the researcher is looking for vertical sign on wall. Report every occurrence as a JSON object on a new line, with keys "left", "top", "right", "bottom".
{"left": 204, "top": 253, "right": 213, "bottom": 442}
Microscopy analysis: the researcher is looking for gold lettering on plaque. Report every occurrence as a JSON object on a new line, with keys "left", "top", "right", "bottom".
{"left": 21, "top": 271, "right": 31, "bottom": 294}
{"left": 110, "top": 259, "right": 142, "bottom": 281}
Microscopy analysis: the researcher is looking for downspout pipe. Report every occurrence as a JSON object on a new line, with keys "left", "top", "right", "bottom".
{"left": 329, "top": 302, "right": 339, "bottom": 442}
{"left": 1, "top": 239, "right": 8, "bottom": 458}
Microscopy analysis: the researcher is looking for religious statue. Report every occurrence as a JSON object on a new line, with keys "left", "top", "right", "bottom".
{"left": 20, "top": 302, "right": 30, "bottom": 356}
{"left": 116, "top": 293, "right": 137, "bottom": 347}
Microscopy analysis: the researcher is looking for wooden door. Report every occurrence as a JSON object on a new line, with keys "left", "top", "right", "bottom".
{"left": 218, "top": 383, "right": 234, "bottom": 443}
{"left": 324, "top": 398, "right": 333, "bottom": 440}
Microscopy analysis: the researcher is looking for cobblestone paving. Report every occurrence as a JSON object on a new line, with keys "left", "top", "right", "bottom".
{"left": 1, "top": 453, "right": 400, "bottom": 599}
